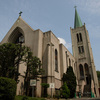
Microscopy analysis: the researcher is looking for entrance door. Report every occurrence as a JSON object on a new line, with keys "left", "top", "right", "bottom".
{"left": 86, "top": 77, "right": 89, "bottom": 85}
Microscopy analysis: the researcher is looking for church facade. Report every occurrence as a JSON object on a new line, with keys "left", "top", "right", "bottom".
{"left": 0, "top": 9, "right": 99, "bottom": 97}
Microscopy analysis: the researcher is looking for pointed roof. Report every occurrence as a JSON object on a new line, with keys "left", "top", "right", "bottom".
{"left": 17, "top": 16, "right": 34, "bottom": 31}
{"left": 74, "top": 7, "right": 83, "bottom": 28}
{"left": 1, "top": 16, "right": 35, "bottom": 43}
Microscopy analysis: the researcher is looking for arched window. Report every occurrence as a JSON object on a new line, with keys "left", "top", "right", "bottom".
{"left": 79, "top": 33, "right": 82, "bottom": 42}
{"left": 8, "top": 27, "right": 25, "bottom": 44}
{"left": 69, "top": 58, "right": 71, "bottom": 66}
{"left": 79, "top": 64, "right": 84, "bottom": 79}
{"left": 76, "top": 34, "right": 79, "bottom": 42}
{"left": 55, "top": 49, "right": 58, "bottom": 72}
{"left": 76, "top": 33, "right": 82, "bottom": 42}
{"left": 84, "top": 63, "right": 89, "bottom": 75}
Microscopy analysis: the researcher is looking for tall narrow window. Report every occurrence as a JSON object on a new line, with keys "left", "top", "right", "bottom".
{"left": 78, "top": 46, "right": 84, "bottom": 53}
{"left": 55, "top": 49, "right": 58, "bottom": 72}
{"left": 69, "top": 58, "right": 71, "bottom": 66}
{"left": 66, "top": 51, "right": 68, "bottom": 68}
{"left": 76, "top": 33, "right": 82, "bottom": 42}
{"left": 78, "top": 47, "right": 81, "bottom": 53}
{"left": 81, "top": 46, "right": 84, "bottom": 53}
{"left": 79, "top": 33, "right": 82, "bottom": 42}
{"left": 76, "top": 34, "right": 79, "bottom": 42}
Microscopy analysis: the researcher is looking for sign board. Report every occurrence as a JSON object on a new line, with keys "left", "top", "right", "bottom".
{"left": 49, "top": 83, "right": 55, "bottom": 88}
{"left": 30, "top": 79, "right": 36, "bottom": 86}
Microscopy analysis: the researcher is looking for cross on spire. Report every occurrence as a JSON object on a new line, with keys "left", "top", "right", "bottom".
{"left": 74, "top": 6, "right": 77, "bottom": 9}
{"left": 19, "top": 11, "right": 23, "bottom": 16}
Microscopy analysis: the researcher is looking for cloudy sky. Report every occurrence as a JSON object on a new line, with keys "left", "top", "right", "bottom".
{"left": 0, "top": 0, "right": 100, "bottom": 70}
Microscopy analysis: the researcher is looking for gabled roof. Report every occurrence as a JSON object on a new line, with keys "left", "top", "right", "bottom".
{"left": 74, "top": 8, "right": 83, "bottom": 28}
{"left": 1, "top": 16, "right": 35, "bottom": 43}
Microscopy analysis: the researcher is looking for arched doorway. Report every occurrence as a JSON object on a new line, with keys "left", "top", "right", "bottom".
{"left": 84, "top": 63, "right": 91, "bottom": 85}
{"left": 79, "top": 64, "right": 84, "bottom": 79}
{"left": 84, "top": 63, "right": 89, "bottom": 75}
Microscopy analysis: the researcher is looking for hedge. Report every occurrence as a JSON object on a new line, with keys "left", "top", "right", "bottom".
{"left": 0, "top": 77, "right": 17, "bottom": 100}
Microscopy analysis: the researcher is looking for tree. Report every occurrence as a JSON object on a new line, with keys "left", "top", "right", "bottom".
{"left": 97, "top": 71, "right": 100, "bottom": 81}
{"left": 60, "top": 82, "right": 70, "bottom": 99}
{"left": 62, "top": 66, "right": 77, "bottom": 98}
{"left": 0, "top": 43, "right": 32, "bottom": 82}
{"left": 41, "top": 83, "right": 49, "bottom": 97}
{"left": 0, "top": 43, "right": 44, "bottom": 96}
{"left": 24, "top": 51, "right": 44, "bottom": 96}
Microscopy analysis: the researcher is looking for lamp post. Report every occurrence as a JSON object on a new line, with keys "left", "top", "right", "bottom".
{"left": 16, "top": 35, "right": 24, "bottom": 82}
{"left": 19, "top": 35, "right": 24, "bottom": 44}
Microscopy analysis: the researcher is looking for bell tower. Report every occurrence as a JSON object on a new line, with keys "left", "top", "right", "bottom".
{"left": 70, "top": 7, "right": 99, "bottom": 97}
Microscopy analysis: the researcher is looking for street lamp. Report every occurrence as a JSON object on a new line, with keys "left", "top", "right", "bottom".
{"left": 19, "top": 35, "right": 24, "bottom": 44}
{"left": 16, "top": 35, "right": 24, "bottom": 82}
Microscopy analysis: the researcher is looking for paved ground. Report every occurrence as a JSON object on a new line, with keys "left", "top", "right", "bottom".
{"left": 67, "top": 98, "right": 100, "bottom": 100}
{"left": 47, "top": 98, "right": 100, "bottom": 100}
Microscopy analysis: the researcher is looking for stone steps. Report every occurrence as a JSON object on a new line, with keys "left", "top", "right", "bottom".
{"left": 83, "top": 85, "right": 91, "bottom": 97}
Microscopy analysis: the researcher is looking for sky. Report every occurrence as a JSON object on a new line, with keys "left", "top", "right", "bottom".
{"left": 0, "top": 0, "right": 100, "bottom": 70}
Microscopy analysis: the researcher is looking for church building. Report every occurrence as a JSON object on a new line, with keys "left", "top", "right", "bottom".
{"left": 0, "top": 8, "right": 99, "bottom": 97}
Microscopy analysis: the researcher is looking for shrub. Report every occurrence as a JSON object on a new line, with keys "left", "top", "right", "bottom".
{"left": 15, "top": 95, "right": 46, "bottom": 100}
{"left": 0, "top": 77, "right": 17, "bottom": 100}
{"left": 41, "top": 83, "right": 49, "bottom": 97}
{"left": 60, "top": 82, "right": 70, "bottom": 99}
{"left": 22, "top": 96, "right": 29, "bottom": 100}
{"left": 62, "top": 66, "right": 77, "bottom": 98}
{"left": 41, "top": 83, "right": 49, "bottom": 88}
{"left": 55, "top": 89, "right": 60, "bottom": 99}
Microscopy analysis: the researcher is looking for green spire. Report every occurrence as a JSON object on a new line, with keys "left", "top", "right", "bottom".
{"left": 74, "top": 7, "right": 83, "bottom": 28}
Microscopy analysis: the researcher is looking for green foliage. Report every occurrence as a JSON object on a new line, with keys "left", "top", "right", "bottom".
{"left": 62, "top": 66, "right": 77, "bottom": 98}
{"left": 0, "top": 43, "right": 44, "bottom": 96}
{"left": 0, "top": 43, "right": 30, "bottom": 82}
{"left": 15, "top": 95, "right": 46, "bottom": 100}
{"left": 41, "top": 83, "right": 49, "bottom": 88}
{"left": 22, "top": 96, "right": 28, "bottom": 100}
{"left": 97, "top": 71, "right": 100, "bottom": 81}
{"left": 41, "top": 83, "right": 49, "bottom": 97}
{"left": 55, "top": 90, "right": 60, "bottom": 99}
{"left": 0, "top": 77, "right": 17, "bottom": 100}
{"left": 24, "top": 52, "right": 44, "bottom": 80}
{"left": 24, "top": 53, "right": 44, "bottom": 96}
{"left": 60, "top": 82, "right": 70, "bottom": 99}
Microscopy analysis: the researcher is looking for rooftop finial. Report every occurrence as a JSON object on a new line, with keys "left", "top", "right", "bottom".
{"left": 19, "top": 11, "right": 23, "bottom": 17}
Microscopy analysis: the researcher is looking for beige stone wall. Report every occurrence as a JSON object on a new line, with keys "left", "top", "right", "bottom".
{"left": 42, "top": 31, "right": 76, "bottom": 96}
{"left": 51, "top": 32, "right": 61, "bottom": 80}
{"left": 42, "top": 31, "right": 62, "bottom": 96}
{"left": 59, "top": 44, "right": 76, "bottom": 78}
{"left": 42, "top": 31, "right": 51, "bottom": 76}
